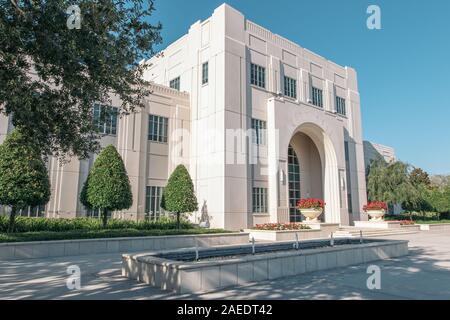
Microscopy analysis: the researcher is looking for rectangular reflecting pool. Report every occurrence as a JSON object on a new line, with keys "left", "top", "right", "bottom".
{"left": 122, "top": 237, "right": 409, "bottom": 294}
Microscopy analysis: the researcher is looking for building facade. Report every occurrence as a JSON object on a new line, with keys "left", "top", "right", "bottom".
{"left": 363, "top": 141, "right": 396, "bottom": 169}
{"left": 363, "top": 141, "right": 402, "bottom": 214}
{"left": 0, "top": 83, "right": 191, "bottom": 221}
{"left": 0, "top": 4, "right": 368, "bottom": 229}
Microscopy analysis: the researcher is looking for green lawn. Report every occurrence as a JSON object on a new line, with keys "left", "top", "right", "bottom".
{"left": 0, "top": 228, "right": 231, "bottom": 243}
{"left": 415, "top": 220, "right": 450, "bottom": 225}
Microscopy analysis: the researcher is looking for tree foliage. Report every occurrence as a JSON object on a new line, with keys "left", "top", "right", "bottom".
{"left": 368, "top": 161, "right": 450, "bottom": 215}
{"left": 0, "top": 1, "right": 162, "bottom": 159}
{"left": 0, "top": 129, "right": 50, "bottom": 232}
{"left": 367, "top": 160, "right": 419, "bottom": 211}
{"left": 424, "top": 185, "right": 450, "bottom": 214}
{"left": 161, "top": 165, "right": 198, "bottom": 229}
{"left": 410, "top": 167, "right": 431, "bottom": 187}
{"left": 81, "top": 145, "right": 132, "bottom": 227}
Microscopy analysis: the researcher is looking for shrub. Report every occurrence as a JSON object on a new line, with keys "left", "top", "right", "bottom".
{"left": 254, "top": 223, "right": 311, "bottom": 231}
{"left": 0, "top": 216, "right": 193, "bottom": 233}
{"left": 0, "top": 228, "right": 229, "bottom": 243}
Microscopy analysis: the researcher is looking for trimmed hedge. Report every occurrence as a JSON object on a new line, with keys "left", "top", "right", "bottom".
{"left": 0, "top": 216, "right": 193, "bottom": 233}
{"left": 385, "top": 212, "right": 450, "bottom": 222}
{"left": 0, "top": 228, "right": 230, "bottom": 243}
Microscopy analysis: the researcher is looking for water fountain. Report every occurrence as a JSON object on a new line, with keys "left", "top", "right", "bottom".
{"left": 122, "top": 237, "right": 409, "bottom": 294}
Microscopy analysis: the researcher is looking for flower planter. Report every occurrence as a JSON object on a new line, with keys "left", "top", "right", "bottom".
{"left": 300, "top": 208, "right": 323, "bottom": 222}
{"left": 367, "top": 209, "right": 386, "bottom": 221}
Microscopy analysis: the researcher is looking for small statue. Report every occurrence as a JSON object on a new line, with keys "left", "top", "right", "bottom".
{"left": 199, "top": 200, "right": 210, "bottom": 228}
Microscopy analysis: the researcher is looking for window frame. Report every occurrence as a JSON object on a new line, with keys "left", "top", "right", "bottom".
{"left": 252, "top": 187, "right": 268, "bottom": 214}
{"left": 148, "top": 114, "right": 169, "bottom": 143}
{"left": 250, "top": 63, "right": 266, "bottom": 89}
{"left": 93, "top": 104, "right": 118, "bottom": 136}
{"left": 170, "top": 77, "right": 180, "bottom": 91}
{"left": 336, "top": 96, "right": 346, "bottom": 116}
{"left": 284, "top": 76, "right": 297, "bottom": 99}
{"left": 311, "top": 87, "right": 323, "bottom": 108}
{"left": 202, "top": 62, "right": 209, "bottom": 85}
{"left": 145, "top": 186, "right": 165, "bottom": 221}
{"left": 251, "top": 118, "right": 267, "bottom": 146}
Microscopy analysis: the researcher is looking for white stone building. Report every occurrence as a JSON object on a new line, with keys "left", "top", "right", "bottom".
{"left": 0, "top": 4, "right": 368, "bottom": 230}
{"left": 363, "top": 141, "right": 397, "bottom": 169}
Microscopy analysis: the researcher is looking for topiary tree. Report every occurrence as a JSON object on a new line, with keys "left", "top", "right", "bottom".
{"left": 161, "top": 165, "right": 198, "bottom": 229}
{"left": 0, "top": 129, "right": 50, "bottom": 232}
{"left": 80, "top": 172, "right": 92, "bottom": 211}
{"left": 82, "top": 145, "right": 132, "bottom": 227}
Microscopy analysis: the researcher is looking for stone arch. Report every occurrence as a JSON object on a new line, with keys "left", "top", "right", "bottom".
{"left": 287, "top": 123, "right": 341, "bottom": 223}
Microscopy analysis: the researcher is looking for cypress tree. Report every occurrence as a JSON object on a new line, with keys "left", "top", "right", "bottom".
{"left": 0, "top": 129, "right": 50, "bottom": 232}
{"left": 161, "top": 165, "right": 198, "bottom": 229}
{"left": 83, "top": 145, "right": 132, "bottom": 227}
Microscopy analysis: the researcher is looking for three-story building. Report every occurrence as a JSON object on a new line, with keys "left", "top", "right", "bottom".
{"left": 0, "top": 4, "right": 368, "bottom": 230}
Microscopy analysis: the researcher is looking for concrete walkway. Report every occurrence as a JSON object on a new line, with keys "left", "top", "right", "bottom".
{"left": 0, "top": 231, "right": 449, "bottom": 300}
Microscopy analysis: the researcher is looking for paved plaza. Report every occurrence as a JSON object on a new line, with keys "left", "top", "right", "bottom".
{"left": 1, "top": 231, "right": 449, "bottom": 300}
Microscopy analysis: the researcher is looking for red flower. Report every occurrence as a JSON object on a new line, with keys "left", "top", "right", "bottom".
{"left": 297, "top": 198, "right": 325, "bottom": 209}
{"left": 363, "top": 201, "right": 388, "bottom": 212}
{"left": 254, "top": 223, "right": 310, "bottom": 230}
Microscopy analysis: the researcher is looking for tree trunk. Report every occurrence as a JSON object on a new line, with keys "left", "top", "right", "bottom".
{"left": 8, "top": 206, "right": 17, "bottom": 233}
{"left": 176, "top": 212, "right": 180, "bottom": 230}
{"left": 102, "top": 208, "right": 108, "bottom": 228}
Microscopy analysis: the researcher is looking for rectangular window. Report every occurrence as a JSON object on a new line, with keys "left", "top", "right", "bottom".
{"left": 311, "top": 87, "right": 323, "bottom": 108}
{"left": 93, "top": 104, "right": 118, "bottom": 135}
{"left": 336, "top": 96, "right": 346, "bottom": 116}
{"left": 284, "top": 76, "right": 297, "bottom": 99}
{"left": 250, "top": 63, "right": 266, "bottom": 88}
{"left": 145, "top": 186, "right": 165, "bottom": 220}
{"left": 202, "top": 62, "right": 209, "bottom": 85}
{"left": 148, "top": 115, "right": 168, "bottom": 143}
{"left": 86, "top": 208, "right": 112, "bottom": 219}
{"left": 18, "top": 205, "right": 46, "bottom": 218}
{"left": 252, "top": 188, "right": 268, "bottom": 213}
{"left": 344, "top": 141, "right": 353, "bottom": 213}
{"left": 170, "top": 77, "right": 180, "bottom": 91}
{"left": 251, "top": 118, "right": 266, "bottom": 145}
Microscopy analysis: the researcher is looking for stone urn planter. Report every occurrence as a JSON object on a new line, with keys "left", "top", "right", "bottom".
{"left": 300, "top": 208, "right": 323, "bottom": 222}
{"left": 367, "top": 209, "right": 386, "bottom": 221}
{"left": 363, "top": 201, "right": 388, "bottom": 222}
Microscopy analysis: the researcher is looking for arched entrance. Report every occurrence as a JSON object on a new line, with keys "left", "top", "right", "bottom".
{"left": 286, "top": 123, "right": 340, "bottom": 224}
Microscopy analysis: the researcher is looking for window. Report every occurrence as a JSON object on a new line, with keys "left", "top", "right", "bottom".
{"left": 284, "top": 76, "right": 297, "bottom": 99}
{"left": 251, "top": 119, "right": 266, "bottom": 145}
{"left": 250, "top": 63, "right": 265, "bottom": 88}
{"left": 145, "top": 186, "right": 165, "bottom": 220}
{"left": 311, "top": 87, "right": 323, "bottom": 108}
{"left": 344, "top": 141, "right": 353, "bottom": 213}
{"left": 86, "top": 208, "right": 112, "bottom": 219}
{"left": 202, "top": 62, "right": 209, "bottom": 85}
{"left": 18, "top": 205, "right": 46, "bottom": 218}
{"left": 252, "top": 188, "right": 268, "bottom": 213}
{"left": 336, "top": 96, "right": 346, "bottom": 116}
{"left": 170, "top": 77, "right": 180, "bottom": 91}
{"left": 148, "top": 115, "right": 168, "bottom": 143}
{"left": 288, "top": 145, "right": 301, "bottom": 223}
{"left": 93, "top": 104, "right": 118, "bottom": 135}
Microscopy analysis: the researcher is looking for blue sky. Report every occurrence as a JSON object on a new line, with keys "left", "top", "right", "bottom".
{"left": 150, "top": 0, "right": 450, "bottom": 175}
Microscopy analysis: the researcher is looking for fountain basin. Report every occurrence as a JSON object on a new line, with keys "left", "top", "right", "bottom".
{"left": 122, "top": 238, "right": 408, "bottom": 294}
